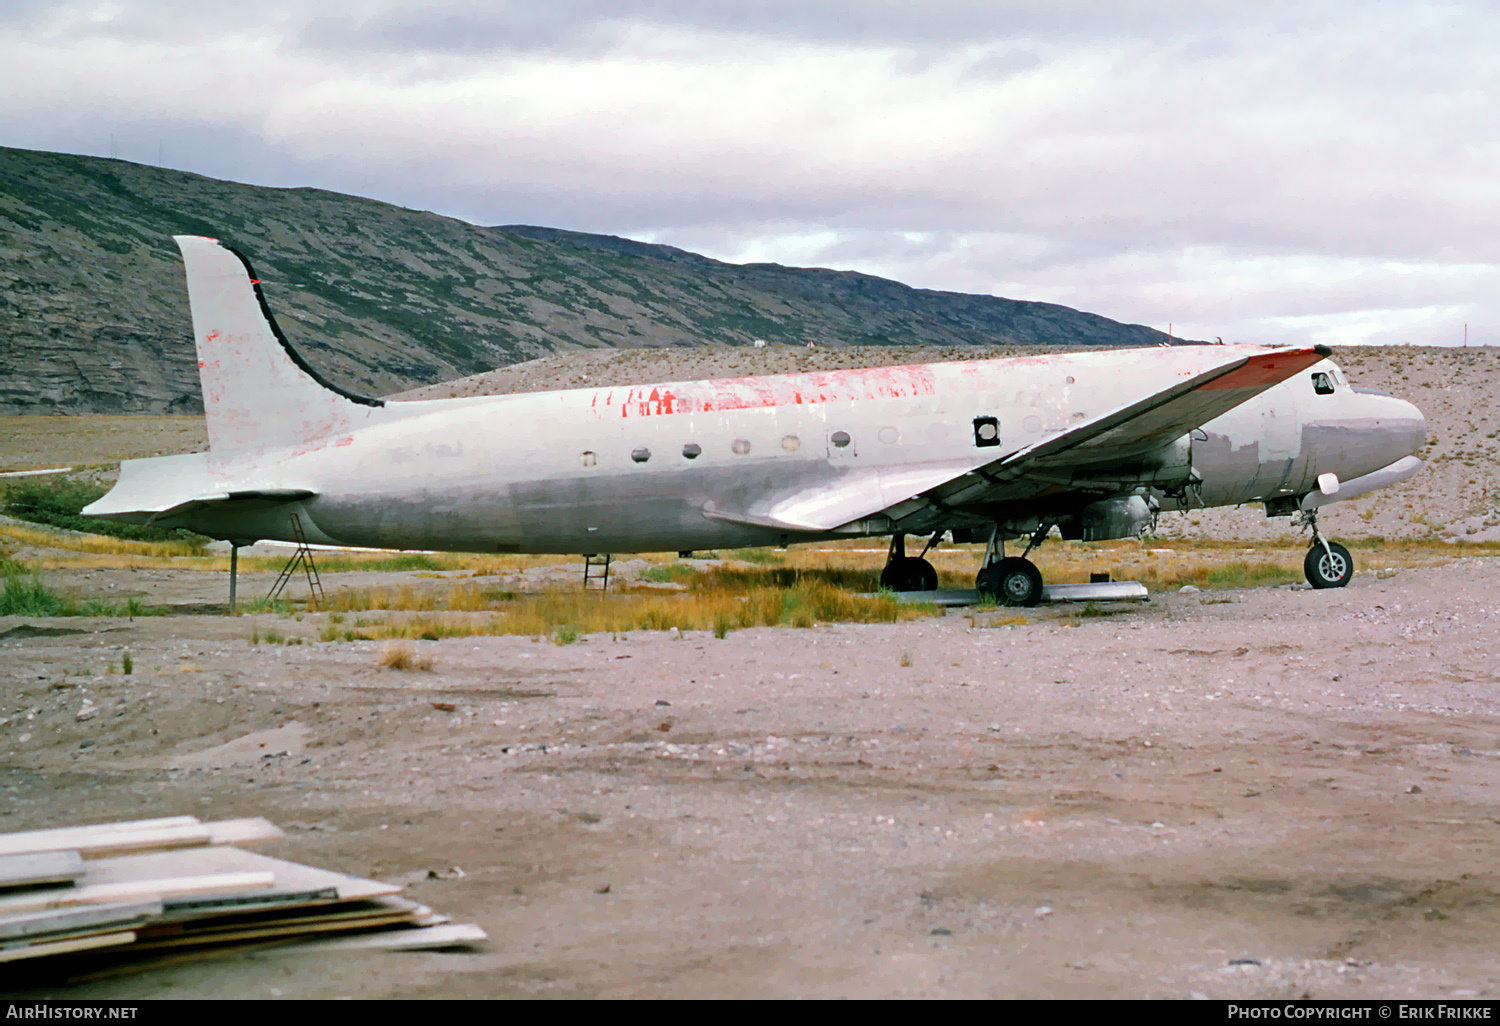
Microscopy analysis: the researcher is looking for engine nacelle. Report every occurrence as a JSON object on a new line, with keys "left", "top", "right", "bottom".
{"left": 1067, "top": 494, "right": 1155, "bottom": 541}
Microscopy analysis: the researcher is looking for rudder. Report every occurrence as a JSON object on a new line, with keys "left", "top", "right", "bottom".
{"left": 174, "top": 235, "right": 383, "bottom": 457}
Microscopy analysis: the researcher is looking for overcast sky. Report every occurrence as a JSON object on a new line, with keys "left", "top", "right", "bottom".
{"left": 3, "top": 1, "right": 1498, "bottom": 346}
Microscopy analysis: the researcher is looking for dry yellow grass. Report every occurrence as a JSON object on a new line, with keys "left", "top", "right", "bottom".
{"left": 378, "top": 641, "right": 433, "bottom": 671}
{"left": 0, "top": 524, "right": 206, "bottom": 559}
{"left": 338, "top": 579, "right": 938, "bottom": 642}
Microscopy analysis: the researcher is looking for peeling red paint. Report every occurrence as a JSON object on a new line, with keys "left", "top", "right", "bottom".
{"left": 1201, "top": 348, "right": 1324, "bottom": 391}
{"left": 595, "top": 363, "right": 943, "bottom": 418}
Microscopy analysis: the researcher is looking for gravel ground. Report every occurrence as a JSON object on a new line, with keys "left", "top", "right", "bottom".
{"left": 3, "top": 560, "right": 1500, "bottom": 998}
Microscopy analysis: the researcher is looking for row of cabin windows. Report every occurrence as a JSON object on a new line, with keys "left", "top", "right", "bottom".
{"left": 593, "top": 435, "right": 799, "bottom": 467}
{"left": 583, "top": 416, "right": 1002, "bottom": 467}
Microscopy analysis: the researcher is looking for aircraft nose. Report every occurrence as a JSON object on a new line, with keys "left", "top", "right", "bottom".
{"left": 1385, "top": 396, "right": 1427, "bottom": 459}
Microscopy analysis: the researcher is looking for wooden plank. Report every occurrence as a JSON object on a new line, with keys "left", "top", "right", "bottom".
{"left": 64, "top": 847, "right": 402, "bottom": 902}
{"left": 156, "top": 887, "right": 341, "bottom": 922}
{"left": 0, "top": 818, "right": 282, "bottom": 861}
{"left": 0, "top": 850, "right": 84, "bottom": 890}
{"left": 204, "top": 818, "right": 283, "bottom": 847}
{"left": 0, "top": 872, "right": 275, "bottom": 917}
{"left": 0, "top": 823, "right": 211, "bottom": 860}
{"left": 126, "top": 910, "right": 418, "bottom": 951}
{"left": 0, "top": 930, "right": 136, "bottom": 963}
{"left": 0, "top": 900, "right": 160, "bottom": 942}
{"left": 269, "top": 923, "right": 488, "bottom": 954}
{"left": 0, "top": 817, "right": 199, "bottom": 856}
{"left": 137, "top": 894, "right": 423, "bottom": 943}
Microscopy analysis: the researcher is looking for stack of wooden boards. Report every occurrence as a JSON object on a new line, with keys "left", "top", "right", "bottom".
{"left": 0, "top": 815, "right": 486, "bottom": 975}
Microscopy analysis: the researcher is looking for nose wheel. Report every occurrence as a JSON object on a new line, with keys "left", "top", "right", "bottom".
{"left": 1299, "top": 509, "right": 1354, "bottom": 589}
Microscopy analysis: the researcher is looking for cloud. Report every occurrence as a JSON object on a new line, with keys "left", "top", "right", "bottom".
{"left": 2, "top": 1, "right": 1498, "bottom": 347}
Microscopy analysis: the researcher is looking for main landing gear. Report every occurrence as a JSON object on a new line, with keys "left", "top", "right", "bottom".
{"left": 975, "top": 524, "right": 1048, "bottom": 607}
{"left": 880, "top": 532, "right": 939, "bottom": 592}
{"left": 1299, "top": 509, "right": 1354, "bottom": 589}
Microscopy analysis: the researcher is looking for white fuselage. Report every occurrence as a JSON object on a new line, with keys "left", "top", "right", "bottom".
{"left": 172, "top": 348, "right": 1425, "bottom": 553}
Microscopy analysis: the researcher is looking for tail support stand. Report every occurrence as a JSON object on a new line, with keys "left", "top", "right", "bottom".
{"left": 265, "top": 513, "right": 326, "bottom": 607}
{"left": 583, "top": 554, "right": 613, "bottom": 594}
{"left": 228, "top": 544, "right": 238, "bottom": 615}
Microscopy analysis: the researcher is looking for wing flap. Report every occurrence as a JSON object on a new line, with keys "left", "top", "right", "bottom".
{"left": 702, "top": 459, "right": 980, "bottom": 532}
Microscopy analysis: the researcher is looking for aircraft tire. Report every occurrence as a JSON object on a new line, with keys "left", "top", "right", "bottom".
{"left": 880, "top": 556, "right": 938, "bottom": 592}
{"left": 979, "top": 557, "right": 1043, "bottom": 607}
{"left": 1304, "top": 541, "right": 1354, "bottom": 589}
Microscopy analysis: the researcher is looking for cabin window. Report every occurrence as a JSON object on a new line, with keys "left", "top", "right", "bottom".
{"left": 631, "top": 447, "right": 651, "bottom": 463}
{"left": 682, "top": 443, "right": 702, "bottom": 459}
{"left": 1312, "top": 372, "right": 1335, "bottom": 395}
{"left": 782, "top": 435, "right": 800, "bottom": 452}
{"left": 830, "top": 431, "right": 851, "bottom": 448}
{"left": 878, "top": 426, "right": 899, "bottom": 444}
{"left": 973, "top": 416, "right": 1001, "bottom": 447}
{"left": 732, "top": 438, "right": 752, "bottom": 455}
{"left": 580, "top": 451, "right": 597, "bottom": 467}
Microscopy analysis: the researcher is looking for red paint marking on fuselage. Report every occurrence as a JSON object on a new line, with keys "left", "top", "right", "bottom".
{"left": 599, "top": 363, "right": 943, "bottom": 418}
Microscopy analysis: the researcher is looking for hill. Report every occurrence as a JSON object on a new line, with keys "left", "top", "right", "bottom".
{"left": 0, "top": 145, "right": 1172, "bottom": 415}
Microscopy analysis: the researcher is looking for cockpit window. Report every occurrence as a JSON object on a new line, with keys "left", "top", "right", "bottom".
{"left": 1312, "top": 372, "right": 1335, "bottom": 395}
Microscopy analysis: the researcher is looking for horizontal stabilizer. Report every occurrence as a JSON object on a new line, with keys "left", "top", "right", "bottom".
{"left": 82, "top": 454, "right": 316, "bottom": 525}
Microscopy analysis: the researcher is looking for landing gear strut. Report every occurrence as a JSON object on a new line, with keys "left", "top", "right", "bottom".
{"left": 1299, "top": 509, "right": 1354, "bottom": 589}
{"left": 975, "top": 523, "right": 1048, "bottom": 607}
{"left": 880, "top": 532, "right": 938, "bottom": 591}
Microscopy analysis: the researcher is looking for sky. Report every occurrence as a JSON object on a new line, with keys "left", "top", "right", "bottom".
{"left": 3, "top": 1, "right": 1498, "bottom": 346}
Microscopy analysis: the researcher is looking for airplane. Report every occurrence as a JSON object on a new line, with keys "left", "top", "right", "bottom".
{"left": 84, "top": 235, "right": 1428, "bottom": 607}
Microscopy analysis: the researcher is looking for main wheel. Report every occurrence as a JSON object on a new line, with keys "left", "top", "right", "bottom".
{"left": 978, "top": 557, "right": 1044, "bottom": 607}
{"left": 880, "top": 556, "right": 938, "bottom": 591}
{"left": 1304, "top": 541, "right": 1353, "bottom": 589}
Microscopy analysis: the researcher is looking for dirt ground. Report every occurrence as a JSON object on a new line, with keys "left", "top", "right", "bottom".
{"left": 4, "top": 558, "right": 1500, "bottom": 999}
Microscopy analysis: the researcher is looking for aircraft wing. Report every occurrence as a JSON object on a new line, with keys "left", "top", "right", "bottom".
{"left": 703, "top": 345, "right": 1330, "bottom": 532}
{"left": 926, "top": 344, "right": 1332, "bottom": 512}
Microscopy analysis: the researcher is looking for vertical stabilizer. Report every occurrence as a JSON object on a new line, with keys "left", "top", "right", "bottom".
{"left": 174, "top": 235, "right": 383, "bottom": 456}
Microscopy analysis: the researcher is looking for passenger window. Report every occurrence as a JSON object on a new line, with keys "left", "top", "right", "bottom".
{"left": 682, "top": 443, "right": 701, "bottom": 460}
{"left": 631, "top": 447, "right": 651, "bottom": 463}
{"left": 1312, "top": 372, "right": 1335, "bottom": 395}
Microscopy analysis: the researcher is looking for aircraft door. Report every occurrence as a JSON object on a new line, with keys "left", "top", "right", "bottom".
{"left": 1252, "top": 402, "right": 1301, "bottom": 496}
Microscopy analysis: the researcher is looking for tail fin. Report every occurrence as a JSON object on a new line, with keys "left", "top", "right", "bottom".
{"left": 174, "top": 235, "right": 383, "bottom": 456}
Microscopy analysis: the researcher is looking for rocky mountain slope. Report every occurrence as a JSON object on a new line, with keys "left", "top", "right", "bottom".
{"left": 0, "top": 145, "right": 1172, "bottom": 415}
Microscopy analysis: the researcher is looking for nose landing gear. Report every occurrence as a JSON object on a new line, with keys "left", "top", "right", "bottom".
{"left": 1299, "top": 509, "right": 1354, "bottom": 589}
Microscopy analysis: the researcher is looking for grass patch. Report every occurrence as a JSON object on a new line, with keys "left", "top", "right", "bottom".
{"left": 0, "top": 523, "right": 208, "bottom": 559}
{"left": 2, "top": 480, "right": 208, "bottom": 548}
{"left": 341, "top": 579, "right": 937, "bottom": 642}
{"left": 0, "top": 573, "right": 71, "bottom": 616}
{"left": 0, "top": 568, "right": 167, "bottom": 617}
{"left": 380, "top": 642, "right": 433, "bottom": 670}
{"left": 640, "top": 563, "right": 696, "bottom": 584}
